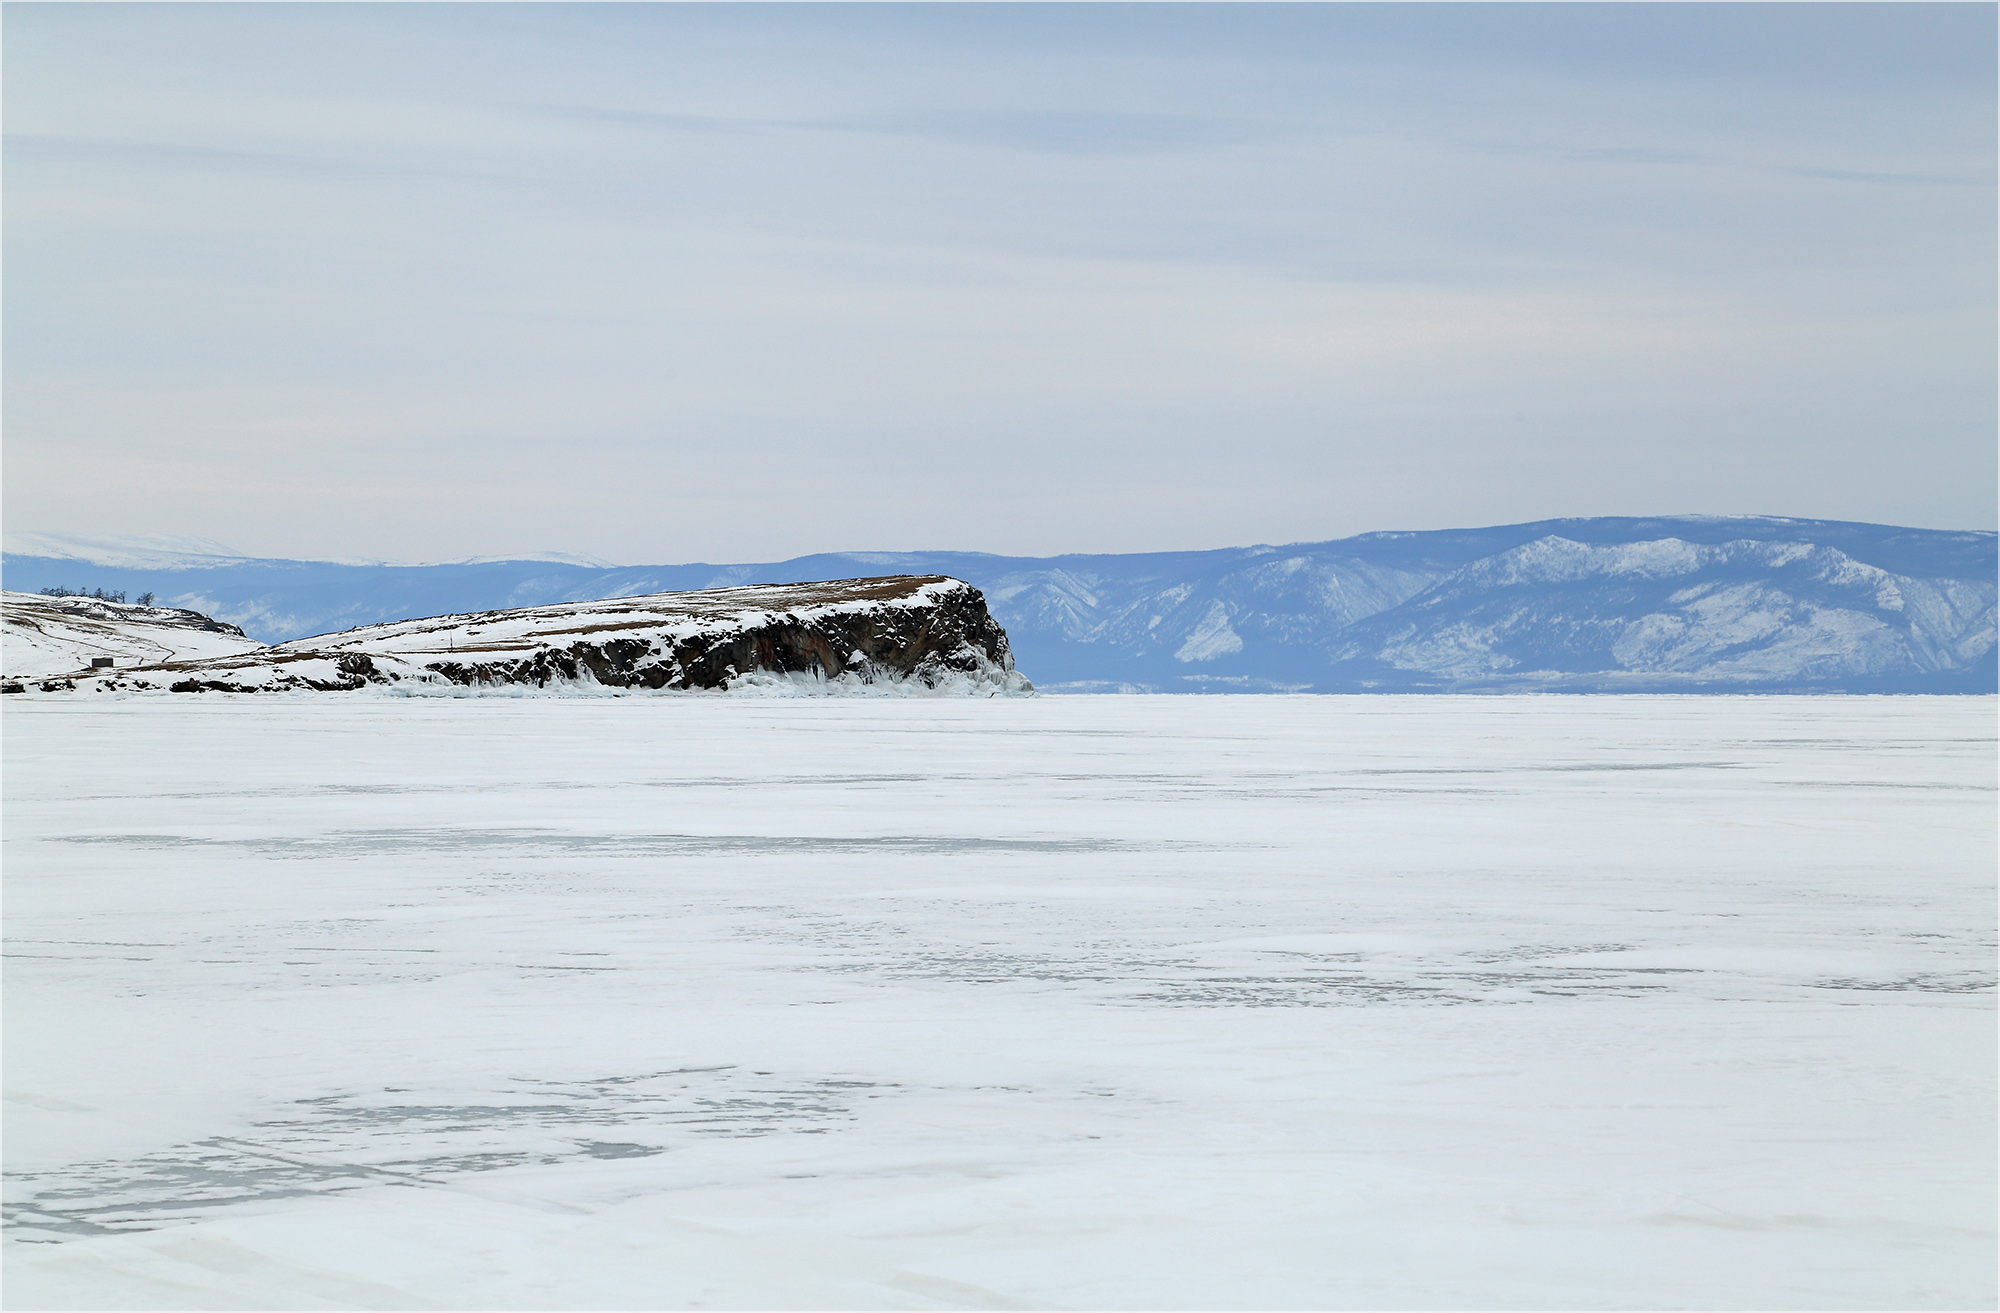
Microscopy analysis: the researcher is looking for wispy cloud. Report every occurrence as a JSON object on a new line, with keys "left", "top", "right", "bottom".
{"left": 6, "top": 3, "right": 1992, "bottom": 561}
{"left": 1455, "top": 139, "right": 1994, "bottom": 188}
{"left": 1769, "top": 165, "right": 1994, "bottom": 188}
{"left": 1562, "top": 146, "right": 1706, "bottom": 166}
{"left": 3, "top": 133, "right": 481, "bottom": 181}
{"left": 539, "top": 105, "right": 1263, "bottom": 155}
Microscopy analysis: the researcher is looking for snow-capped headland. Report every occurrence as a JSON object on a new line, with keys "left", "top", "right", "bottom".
{"left": 4, "top": 577, "right": 1033, "bottom": 697}
{"left": 8, "top": 516, "right": 1990, "bottom": 693}
{"left": 2, "top": 591, "right": 269, "bottom": 679}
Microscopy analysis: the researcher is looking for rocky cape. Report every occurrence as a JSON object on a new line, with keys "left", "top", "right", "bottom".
{"left": 5, "top": 516, "right": 1993, "bottom": 693}
{"left": 6, "top": 577, "right": 1033, "bottom": 697}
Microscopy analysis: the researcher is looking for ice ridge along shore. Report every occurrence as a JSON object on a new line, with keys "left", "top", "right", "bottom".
{"left": 2, "top": 576, "right": 1034, "bottom": 697}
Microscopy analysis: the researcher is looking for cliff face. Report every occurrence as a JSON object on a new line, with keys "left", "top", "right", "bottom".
{"left": 402, "top": 576, "right": 1021, "bottom": 692}
{"left": 26, "top": 577, "right": 1033, "bottom": 696}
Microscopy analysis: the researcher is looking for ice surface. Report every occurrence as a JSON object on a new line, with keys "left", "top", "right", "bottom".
{"left": 3, "top": 695, "right": 1992, "bottom": 1309}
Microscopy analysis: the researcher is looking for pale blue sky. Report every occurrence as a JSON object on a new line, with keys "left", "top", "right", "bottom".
{"left": 5, "top": 3, "right": 1994, "bottom": 563}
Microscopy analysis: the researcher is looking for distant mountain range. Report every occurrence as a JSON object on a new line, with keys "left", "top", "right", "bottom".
{"left": 4, "top": 517, "right": 1993, "bottom": 693}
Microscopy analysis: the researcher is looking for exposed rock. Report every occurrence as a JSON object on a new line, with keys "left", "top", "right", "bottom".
{"left": 43, "top": 577, "right": 1033, "bottom": 697}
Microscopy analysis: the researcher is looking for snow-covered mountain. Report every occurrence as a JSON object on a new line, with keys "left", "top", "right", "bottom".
{"left": 0, "top": 531, "right": 617, "bottom": 572}
{"left": 1325, "top": 536, "right": 1997, "bottom": 691}
{"left": 4, "top": 517, "right": 1992, "bottom": 693}
{"left": 0, "top": 532, "right": 254, "bottom": 570}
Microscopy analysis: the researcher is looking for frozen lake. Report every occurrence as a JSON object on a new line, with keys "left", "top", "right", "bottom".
{"left": 3, "top": 694, "right": 1993, "bottom": 1309}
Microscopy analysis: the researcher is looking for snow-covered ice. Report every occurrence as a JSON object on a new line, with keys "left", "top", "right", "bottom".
{"left": 3, "top": 694, "right": 1992, "bottom": 1309}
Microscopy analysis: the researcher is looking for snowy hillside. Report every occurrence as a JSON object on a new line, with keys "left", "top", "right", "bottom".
{"left": 1, "top": 591, "right": 267, "bottom": 679}
{"left": 4, "top": 517, "right": 1992, "bottom": 692}
{"left": 27, "top": 577, "right": 1031, "bottom": 697}
{"left": 1326, "top": 536, "right": 1998, "bottom": 691}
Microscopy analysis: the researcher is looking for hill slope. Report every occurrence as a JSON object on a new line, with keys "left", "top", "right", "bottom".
{"left": 1, "top": 591, "right": 267, "bottom": 678}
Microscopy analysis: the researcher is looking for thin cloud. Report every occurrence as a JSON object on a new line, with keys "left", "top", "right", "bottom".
{"left": 537, "top": 105, "right": 1264, "bottom": 155}
{"left": 3, "top": 133, "right": 482, "bottom": 182}
{"left": 1455, "top": 140, "right": 1993, "bottom": 188}
{"left": 1769, "top": 164, "right": 1994, "bottom": 188}
{"left": 6, "top": 4, "right": 1991, "bottom": 561}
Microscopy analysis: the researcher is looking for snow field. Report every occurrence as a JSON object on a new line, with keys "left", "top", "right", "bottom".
{"left": 2, "top": 695, "right": 1993, "bottom": 1308}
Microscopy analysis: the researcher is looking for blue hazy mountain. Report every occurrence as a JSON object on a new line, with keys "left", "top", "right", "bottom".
{"left": 5, "top": 517, "right": 1993, "bottom": 693}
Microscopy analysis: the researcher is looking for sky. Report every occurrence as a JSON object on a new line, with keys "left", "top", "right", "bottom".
{"left": 4, "top": 3, "right": 1995, "bottom": 565}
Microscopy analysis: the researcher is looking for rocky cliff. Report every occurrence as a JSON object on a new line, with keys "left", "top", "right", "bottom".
{"left": 20, "top": 576, "right": 1032, "bottom": 696}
